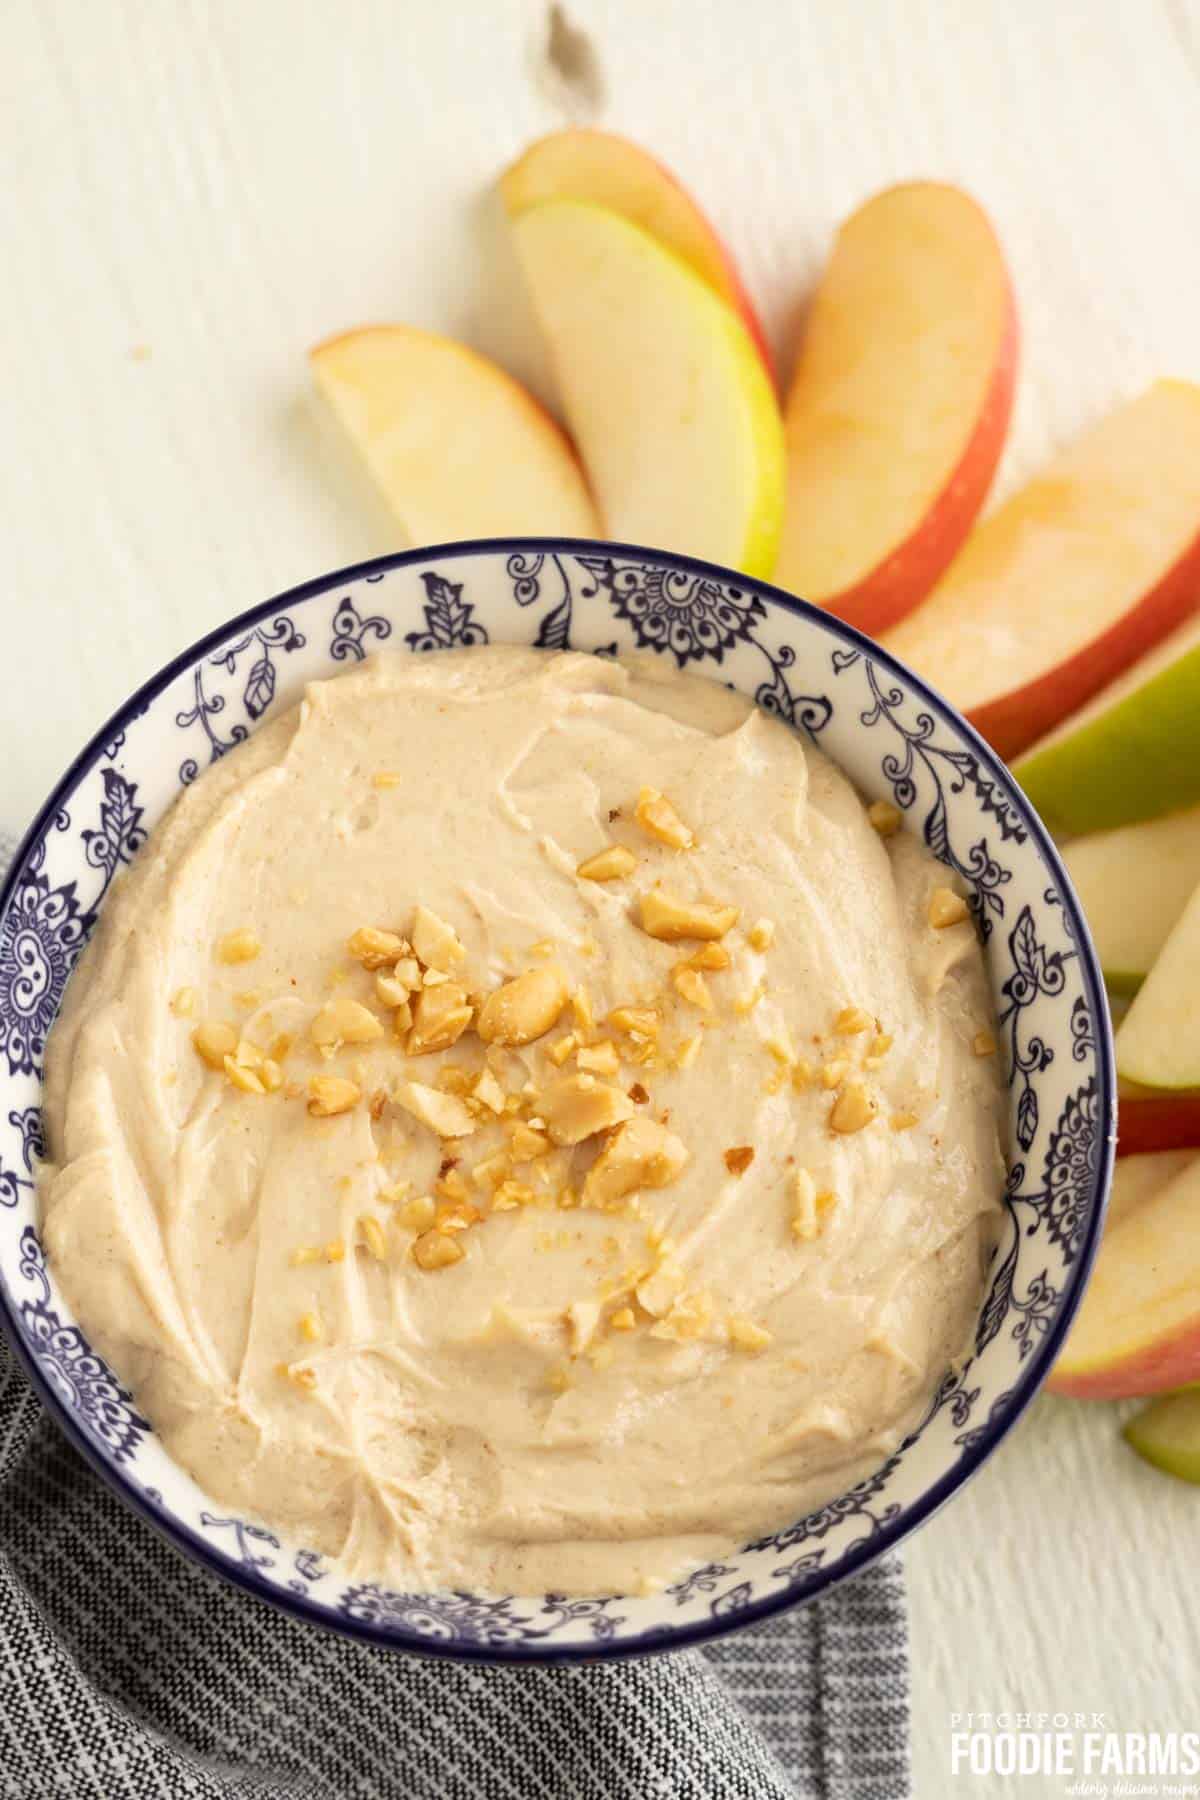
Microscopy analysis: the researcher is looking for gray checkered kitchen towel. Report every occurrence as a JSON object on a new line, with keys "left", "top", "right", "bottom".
{"left": 0, "top": 836, "right": 911, "bottom": 1800}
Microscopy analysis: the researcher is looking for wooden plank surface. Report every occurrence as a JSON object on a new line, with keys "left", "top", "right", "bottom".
{"left": 3, "top": 3, "right": 1198, "bottom": 1791}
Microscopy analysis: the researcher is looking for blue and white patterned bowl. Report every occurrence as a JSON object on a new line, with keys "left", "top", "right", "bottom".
{"left": 0, "top": 540, "right": 1114, "bottom": 1661}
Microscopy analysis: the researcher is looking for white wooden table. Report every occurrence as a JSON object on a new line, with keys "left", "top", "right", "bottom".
{"left": 3, "top": 3, "right": 1198, "bottom": 1792}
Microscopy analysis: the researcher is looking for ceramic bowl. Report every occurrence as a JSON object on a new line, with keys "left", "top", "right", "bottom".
{"left": 0, "top": 539, "right": 1114, "bottom": 1661}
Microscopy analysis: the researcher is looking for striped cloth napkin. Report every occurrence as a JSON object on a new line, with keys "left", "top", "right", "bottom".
{"left": 0, "top": 835, "right": 910, "bottom": 1800}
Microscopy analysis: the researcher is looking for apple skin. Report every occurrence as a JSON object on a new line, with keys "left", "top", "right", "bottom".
{"left": 824, "top": 288, "right": 1018, "bottom": 639}
{"left": 1124, "top": 1388, "right": 1200, "bottom": 1482}
{"left": 500, "top": 128, "right": 773, "bottom": 378}
{"left": 975, "top": 535, "right": 1200, "bottom": 764}
{"left": 1117, "top": 1095, "right": 1200, "bottom": 1158}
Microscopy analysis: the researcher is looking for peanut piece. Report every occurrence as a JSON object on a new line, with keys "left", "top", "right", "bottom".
{"left": 347, "top": 926, "right": 407, "bottom": 970}
{"left": 928, "top": 887, "right": 970, "bottom": 929}
{"left": 216, "top": 929, "right": 261, "bottom": 965}
{"left": 728, "top": 1316, "right": 772, "bottom": 1352}
{"left": 307, "top": 1075, "right": 361, "bottom": 1117}
{"left": 310, "top": 995, "right": 385, "bottom": 1050}
{"left": 412, "top": 1230, "right": 465, "bottom": 1271}
{"left": 399, "top": 1194, "right": 437, "bottom": 1231}
{"left": 582, "top": 1117, "right": 689, "bottom": 1208}
{"left": 634, "top": 787, "right": 695, "bottom": 850}
{"left": 868, "top": 800, "right": 903, "bottom": 838}
{"left": 672, "top": 967, "right": 712, "bottom": 1011}
{"left": 406, "top": 983, "right": 473, "bottom": 1055}
{"left": 393, "top": 1080, "right": 476, "bottom": 1138}
{"left": 608, "top": 1007, "right": 660, "bottom": 1039}
{"left": 477, "top": 965, "right": 569, "bottom": 1047}
{"left": 576, "top": 844, "right": 638, "bottom": 882}
{"left": 830, "top": 1082, "right": 877, "bottom": 1135}
{"left": 576, "top": 1040, "right": 620, "bottom": 1076}
{"left": 537, "top": 1072, "right": 635, "bottom": 1145}
{"left": 638, "top": 888, "right": 739, "bottom": 943}
{"left": 191, "top": 1020, "right": 238, "bottom": 1070}
{"left": 410, "top": 905, "right": 466, "bottom": 972}
{"left": 723, "top": 1145, "right": 754, "bottom": 1176}
{"left": 973, "top": 1030, "right": 998, "bottom": 1057}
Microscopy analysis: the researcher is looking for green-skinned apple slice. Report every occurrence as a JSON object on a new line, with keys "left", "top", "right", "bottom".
{"left": 1117, "top": 882, "right": 1200, "bottom": 1088}
{"left": 1124, "top": 1389, "right": 1200, "bottom": 1482}
{"left": 1014, "top": 609, "right": 1200, "bottom": 837}
{"left": 1062, "top": 807, "right": 1200, "bottom": 993}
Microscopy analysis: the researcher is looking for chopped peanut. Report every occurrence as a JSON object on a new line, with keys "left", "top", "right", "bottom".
{"left": 477, "top": 966, "right": 569, "bottom": 1047}
{"left": 576, "top": 1040, "right": 620, "bottom": 1076}
{"left": 216, "top": 929, "right": 261, "bottom": 965}
{"left": 290, "top": 1245, "right": 322, "bottom": 1268}
{"left": 672, "top": 966, "right": 713, "bottom": 1011}
{"left": 191, "top": 1021, "right": 238, "bottom": 1070}
{"left": 830, "top": 1082, "right": 877, "bottom": 1135}
{"left": 611, "top": 1307, "right": 636, "bottom": 1332}
{"left": 223, "top": 1054, "right": 266, "bottom": 1095}
{"left": 791, "top": 1168, "right": 818, "bottom": 1241}
{"left": 638, "top": 888, "right": 739, "bottom": 943}
{"left": 392, "top": 1080, "right": 476, "bottom": 1138}
{"left": 583, "top": 1117, "right": 689, "bottom": 1208}
{"left": 324, "top": 1239, "right": 345, "bottom": 1264}
{"left": 410, "top": 905, "right": 466, "bottom": 972}
{"left": 890, "top": 1110, "right": 920, "bottom": 1132}
{"left": 374, "top": 971, "right": 413, "bottom": 1008}
{"left": 412, "top": 1230, "right": 465, "bottom": 1271}
{"left": 928, "top": 886, "right": 970, "bottom": 929}
{"left": 868, "top": 800, "right": 903, "bottom": 838}
{"left": 298, "top": 1311, "right": 324, "bottom": 1344}
{"left": 820, "top": 1059, "right": 850, "bottom": 1090}
{"left": 834, "top": 1005, "right": 873, "bottom": 1036}
{"left": 472, "top": 1067, "right": 506, "bottom": 1113}
{"left": 347, "top": 926, "right": 406, "bottom": 970}
{"left": 357, "top": 1215, "right": 388, "bottom": 1261}
{"left": 509, "top": 1122, "right": 552, "bottom": 1162}
{"left": 724, "top": 1145, "right": 755, "bottom": 1176}
{"left": 307, "top": 1075, "right": 361, "bottom": 1117}
{"left": 791, "top": 1058, "right": 814, "bottom": 1091}
{"left": 407, "top": 983, "right": 473, "bottom": 1055}
{"left": 547, "top": 1032, "right": 579, "bottom": 1066}
{"left": 733, "top": 983, "right": 765, "bottom": 1014}
{"left": 973, "top": 1030, "right": 998, "bottom": 1057}
{"left": 576, "top": 844, "right": 638, "bottom": 882}
{"left": 649, "top": 1290, "right": 714, "bottom": 1342}
{"left": 634, "top": 787, "right": 694, "bottom": 851}
{"left": 171, "top": 987, "right": 197, "bottom": 1018}
{"left": 372, "top": 770, "right": 402, "bottom": 789}
{"left": 682, "top": 942, "right": 731, "bottom": 973}
{"left": 673, "top": 1034, "right": 702, "bottom": 1071}
{"left": 311, "top": 995, "right": 385, "bottom": 1050}
{"left": 472, "top": 1150, "right": 511, "bottom": 1190}
{"left": 728, "top": 1317, "right": 772, "bottom": 1352}
{"left": 609, "top": 1007, "right": 660, "bottom": 1039}
{"left": 537, "top": 1072, "right": 635, "bottom": 1145}
{"left": 747, "top": 918, "right": 776, "bottom": 952}
{"left": 636, "top": 1261, "right": 686, "bottom": 1317}
{"left": 570, "top": 986, "right": 594, "bottom": 1033}
{"left": 399, "top": 1193, "right": 437, "bottom": 1231}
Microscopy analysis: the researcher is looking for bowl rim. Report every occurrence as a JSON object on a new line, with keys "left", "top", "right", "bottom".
{"left": 0, "top": 536, "right": 1116, "bottom": 1663}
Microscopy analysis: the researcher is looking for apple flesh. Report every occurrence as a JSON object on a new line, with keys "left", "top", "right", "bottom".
{"left": 1116, "top": 880, "right": 1200, "bottom": 1089}
{"left": 1124, "top": 1388, "right": 1200, "bottom": 1483}
{"left": 775, "top": 183, "right": 1016, "bottom": 636}
{"left": 1061, "top": 808, "right": 1200, "bottom": 993}
{"left": 1105, "top": 1149, "right": 1198, "bottom": 1228}
{"left": 509, "top": 200, "right": 785, "bottom": 576}
{"left": 1014, "top": 610, "right": 1200, "bottom": 838}
{"left": 1048, "top": 1156, "right": 1200, "bottom": 1398}
{"left": 309, "top": 325, "right": 599, "bottom": 544}
{"left": 886, "top": 382, "right": 1200, "bottom": 763}
{"left": 500, "top": 128, "right": 772, "bottom": 376}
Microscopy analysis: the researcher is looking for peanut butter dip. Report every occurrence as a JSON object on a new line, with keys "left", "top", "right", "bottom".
{"left": 40, "top": 647, "right": 1005, "bottom": 1596}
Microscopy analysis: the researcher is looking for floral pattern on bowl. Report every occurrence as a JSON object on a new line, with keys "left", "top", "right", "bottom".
{"left": 0, "top": 539, "right": 1114, "bottom": 1662}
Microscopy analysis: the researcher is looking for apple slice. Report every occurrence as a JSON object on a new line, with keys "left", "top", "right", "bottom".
{"left": 1116, "top": 881, "right": 1200, "bottom": 1089}
{"left": 509, "top": 200, "right": 785, "bottom": 576}
{"left": 1014, "top": 612, "right": 1200, "bottom": 838}
{"left": 885, "top": 382, "right": 1200, "bottom": 763}
{"left": 1124, "top": 1388, "right": 1200, "bottom": 1482}
{"left": 774, "top": 183, "right": 1016, "bottom": 636}
{"left": 500, "top": 129, "right": 771, "bottom": 375}
{"left": 309, "top": 325, "right": 599, "bottom": 545}
{"left": 1118, "top": 1094, "right": 1200, "bottom": 1158}
{"left": 1061, "top": 808, "right": 1200, "bottom": 993}
{"left": 1105, "top": 1149, "right": 1198, "bottom": 1228}
{"left": 1048, "top": 1156, "right": 1200, "bottom": 1398}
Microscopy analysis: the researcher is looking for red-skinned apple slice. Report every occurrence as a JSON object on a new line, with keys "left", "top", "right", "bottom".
{"left": 886, "top": 382, "right": 1200, "bottom": 762}
{"left": 500, "top": 129, "right": 772, "bottom": 376}
{"left": 1118, "top": 1095, "right": 1200, "bottom": 1158}
{"left": 509, "top": 200, "right": 785, "bottom": 576}
{"left": 774, "top": 183, "right": 1017, "bottom": 635}
{"left": 1048, "top": 1155, "right": 1200, "bottom": 1398}
{"left": 309, "top": 325, "right": 599, "bottom": 544}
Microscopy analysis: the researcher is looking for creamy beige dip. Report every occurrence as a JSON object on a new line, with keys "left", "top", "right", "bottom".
{"left": 41, "top": 647, "right": 1005, "bottom": 1597}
